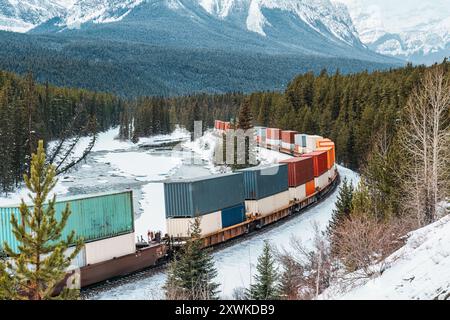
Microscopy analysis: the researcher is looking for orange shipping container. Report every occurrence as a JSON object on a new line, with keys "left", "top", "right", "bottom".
{"left": 305, "top": 180, "right": 315, "bottom": 197}
{"left": 319, "top": 142, "right": 335, "bottom": 166}
{"left": 316, "top": 138, "right": 332, "bottom": 148}
{"left": 316, "top": 146, "right": 334, "bottom": 169}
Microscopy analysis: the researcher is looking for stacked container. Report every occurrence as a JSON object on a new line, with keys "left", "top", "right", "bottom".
{"left": 316, "top": 139, "right": 336, "bottom": 167}
{"left": 255, "top": 126, "right": 267, "bottom": 145}
{"left": 294, "top": 134, "right": 307, "bottom": 154}
{"left": 224, "top": 122, "right": 232, "bottom": 132}
{"left": 0, "top": 191, "right": 135, "bottom": 254}
{"left": 301, "top": 150, "right": 329, "bottom": 190}
{"left": 239, "top": 164, "right": 290, "bottom": 216}
{"left": 164, "top": 173, "right": 245, "bottom": 218}
{"left": 305, "top": 135, "right": 323, "bottom": 153}
{"left": 281, "top": 130, "right": 298, "bottom": 152}
{"left": 164, "top": 173, "right": 246, "bottom": 237}
{"left": 266, "top": 128, "right": 281, "bottom": 147}
{"left": 279, "top": 157, "right": 314, "bottom": 202}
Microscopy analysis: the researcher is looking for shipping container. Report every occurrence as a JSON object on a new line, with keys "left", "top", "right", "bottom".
{"left": 164, "top": 173, "right": 245, "bottom": 218}
{"left": 301, "top": 151, "right": 328, "bottom": 177}
{"left": 281, "top": 131, "right": 297, "bottom": 151}
{"left": 66, "top": 246, "right": 87, "bottom": 271}
{"left": 279, "top": 157, "right": 314, "bottom": 187}
{"left": 316, "top": 146, "right": 334, "bottom": 169}
{"left": 288, "top": 184, "right": 307, "bottom": 202}
{"left": 85, "top": 232, "right": 136, "bottom": 265}
{"left": 305, "top": 180, "right": 316, "bottom": 197}
{"left": 315, "top": 172, "right": 330, "bottom": 190}
{"left": 306, "top": 135, "right": 323, "bottom": 152}
{"left": 266, "top": 128, "right": 281, "bottom": 140}
{"left": 316, "top": 138, "right": 332, "bottom": 147}
{"left": 221, "top": 203, "right": 246, "bottom": 228}
{"left": 239, "top": 164, "right": 288, "bottom": 200}
{"left": 295, "top": 134, "right": 307, "bottom": 148}
{"left": 319, "top": 141, "right": 336, "bottom": 166}
{"left": 245, "top": 191, "right": 290, "bottom": 217}
{"left": 166, "top": 211, "right": 222, "bottom": 238}
{"left": 0, "top": 191, "right": 134, "bottom": 253}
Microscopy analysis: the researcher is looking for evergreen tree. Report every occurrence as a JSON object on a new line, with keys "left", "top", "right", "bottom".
{"left": 327, "top": 178, "right": 354, "bottom": 237}
{"left": 164, "top": 218, "right": 219, "bottom": 300}
{"left": 0, "top": 140, "right": 83, "bottom": 300}
{"left": 248, "top": 241, "right": 280, "bottom": 300}
{"left": 237, "top": 98, "right": 253, "bottom": 130}
{"left": 279, "top": 256, "right": 301, "bottom": 300}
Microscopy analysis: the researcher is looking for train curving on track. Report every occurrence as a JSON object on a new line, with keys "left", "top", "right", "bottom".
{"left": 0, "top": 123, "right": 339, "bottom": 290}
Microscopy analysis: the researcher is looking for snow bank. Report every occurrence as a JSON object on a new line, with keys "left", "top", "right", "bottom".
{"left": 323, "top": 214, "right": 450, "bottom": 300}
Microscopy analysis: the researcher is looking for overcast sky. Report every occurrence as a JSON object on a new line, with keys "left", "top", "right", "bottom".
{"left": 334, "top": 0, "right": 450, "bottom": 32}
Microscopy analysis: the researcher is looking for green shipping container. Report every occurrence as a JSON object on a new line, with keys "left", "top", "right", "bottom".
{"left": 0, "top": 191, "right": 134, "bottom": 253}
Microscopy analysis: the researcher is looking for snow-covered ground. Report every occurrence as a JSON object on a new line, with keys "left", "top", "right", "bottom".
{"left": 322, "top": 213, "right": 450, "bottom": 300}
{"left": 87, "top": 165, "right": 359, "bottom": 300}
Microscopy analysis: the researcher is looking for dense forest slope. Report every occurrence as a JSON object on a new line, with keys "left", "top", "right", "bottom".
{"left": 0, "top": 30, "right": 399, "bottom": 97}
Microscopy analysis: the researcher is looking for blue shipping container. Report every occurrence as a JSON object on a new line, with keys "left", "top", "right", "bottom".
{"left": 164, "top": 173, "right": 245, "bottom": 218}
{"left": 221, "top": 203, "right": 246, "bottom": 228}
{"left": 239, "top": 164, "right": 289, "bottom": 200}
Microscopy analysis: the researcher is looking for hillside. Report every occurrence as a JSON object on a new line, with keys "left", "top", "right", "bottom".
{"left": 323, "top": 212, "right": 450, "bottom": 300}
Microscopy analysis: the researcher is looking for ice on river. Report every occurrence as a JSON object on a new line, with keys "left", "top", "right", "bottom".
{"left": 95, "top": 152, "right": 183, "bottom": 181}
{"left": 89, "top": 165, "right": 359, "bottom": 300}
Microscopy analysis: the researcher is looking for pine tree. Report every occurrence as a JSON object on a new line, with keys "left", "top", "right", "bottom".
{"left": 164, "top": 218, "right": 219, "bottom": 300}
{"left": 248, "top": 241, "right": 280, "bottom": 300}
{"left": 327, "top": 177, "right": 354, "bottom": 237}
{"left": 0, "top": 140, "right": 83, "bottom": 300}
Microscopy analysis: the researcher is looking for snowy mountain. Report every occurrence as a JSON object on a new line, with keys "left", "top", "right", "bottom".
{"left": 0, "top": 0, "right": 74, "bottom": 32}
{"left": 334, "top": 0, "right": 450, "bottom": 64}
{"left": 24, "top": 0, "right": 391, "bottom": 62}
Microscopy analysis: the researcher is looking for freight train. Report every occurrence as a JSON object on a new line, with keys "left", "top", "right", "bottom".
{"left": 0, "top": 123, "right": 339, "bottom": 289}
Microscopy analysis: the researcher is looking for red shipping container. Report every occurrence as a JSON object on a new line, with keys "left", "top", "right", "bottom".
{"left": 279, "top": 157, "right": 314, "bottom": 187}
{"left": 301, "top": 151, "right": 328, "bottom": 177}
{"left": 266, "top": 128, "right": 281, "bottom": 140}
{"left": 281, "top": 131, "right": 298, "bottom": 144}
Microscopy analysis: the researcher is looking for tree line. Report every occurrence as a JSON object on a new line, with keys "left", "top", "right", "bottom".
{"left": 0, "top": 70, "right": 123, "bottom": 193}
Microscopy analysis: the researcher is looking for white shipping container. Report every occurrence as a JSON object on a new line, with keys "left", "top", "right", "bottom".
{"left": 245, "top": 191, "right": 290, "bottom": 217}
{"left": 166, "top": 211, "right": 222, "bottom": 238}
{"left": 281, "top": 142, "right": 295, "bottom": 151}
{"left": 306, "top": 135, "right": 323, "bottom": 152}
{"left": 288, "top": 184, "right": 306, "bottom": 202}
{"left": 266, "top": 139, "right": 280, "bottom": 147}
{"left": 294, "top": 134, "right": 303, "bottom": 146}
{"left": 85, "top": 233, "right": 136, "bottom": 265}
{"left": 314, "top": 172, "right": 329, "bottom": 191}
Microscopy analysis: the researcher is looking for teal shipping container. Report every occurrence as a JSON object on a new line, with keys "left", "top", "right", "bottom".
{"left": 164, "top": 173, "right": 245, "bottom": 218}
{"left": 221, "top": 203, "right": 246, "bottom": 228}
{"left": 0, "top": 191, "right": 134, "bottom": 253}
{"left": 239, "top": 164, "right": 289, "bottom": 200}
